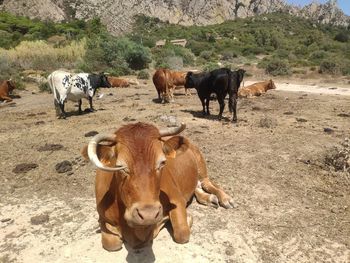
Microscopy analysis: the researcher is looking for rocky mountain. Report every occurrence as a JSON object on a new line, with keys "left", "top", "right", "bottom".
{"left": 0, "top": 0, "right": 348, "bottom": 35}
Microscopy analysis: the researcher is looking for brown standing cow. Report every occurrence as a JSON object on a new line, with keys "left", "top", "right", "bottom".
{"left": 152, "top": 68, "right": 172, "bottom": 103}
{"left": 0, "top": 80, "right": 16, "bottom": 102}
{"left": 153, "top": 69, "right": 191, "bottom": 103}
{"left": 107, "top": 76, "right": 130, "bottom": 88}
{"left": 238, "top": 79, "right": 276, "bottom": 98}
{"left": 81, "top": 122, "right": 234, "bottom": 250}
{"left": 167, "top": 70, "right": 191, "bottom": 97}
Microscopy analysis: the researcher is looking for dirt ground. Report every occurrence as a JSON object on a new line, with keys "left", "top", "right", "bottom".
{"left": 0, "top": 75, "right": 350, "bottom": 263}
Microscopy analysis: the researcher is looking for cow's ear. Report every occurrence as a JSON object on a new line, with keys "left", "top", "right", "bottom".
{"left": 163, "top": 136, "right": 190, "bottom": 159}
{"left": 81, "top": 144, "right": 117, "bottom": 166}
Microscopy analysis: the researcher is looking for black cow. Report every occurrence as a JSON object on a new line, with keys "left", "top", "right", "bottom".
{"left": 185, "top": 68, "right": 245, "bottom": 122}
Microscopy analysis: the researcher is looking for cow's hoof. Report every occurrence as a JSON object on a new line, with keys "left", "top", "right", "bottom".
{"left": 101, "top": 231, "right": 123, "bottom": 252}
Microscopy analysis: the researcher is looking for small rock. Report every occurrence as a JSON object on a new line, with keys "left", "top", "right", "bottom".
{"left": 12, "top": 163, "right": 38, "bottom": 174}
{"left": 30, "top": 214, "right": 49, "bottom": 225}
{"left": 35, "top": 121, "right": 45, "bottom": 125}
{"left": 296, "top": 118, "right": 307, "bottom": 122}
{"left": 324, "top": 128, "right": 334, "bottom": 134}
{"left": 338, "top": 113, "right": 350, "bottom": 117}
{"left": 1, "top": 218, "right": 11, "bottom": 223}
{"left": 55, "top": 161, "right": 72, "bottom": 173}
{"left": 67, "top": 172, "right": 74, "bottom": 176}
{"left": 38, "top": 144, "right": 63, "bottom": 152}
{"left": 283, "top": 111, "right": 293, "bottom": 115}
{"left": 84, "top": 131, "right": 98, "bottom": 137}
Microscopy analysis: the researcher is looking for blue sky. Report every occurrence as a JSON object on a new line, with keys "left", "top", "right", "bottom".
{"left": 286, "top": 0, "right": 350, "bottom": 15}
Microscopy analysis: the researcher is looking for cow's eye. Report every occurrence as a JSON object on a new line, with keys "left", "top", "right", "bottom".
{"left": 157, "top": 159, "right": 166, "bottom": 170}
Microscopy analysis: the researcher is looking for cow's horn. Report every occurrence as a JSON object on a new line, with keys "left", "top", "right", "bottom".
{"left": 159, "top": 123, "right": 186, "bottom": 137}
{"left": 87, "top": 134, "right": 126, "bottom": 172}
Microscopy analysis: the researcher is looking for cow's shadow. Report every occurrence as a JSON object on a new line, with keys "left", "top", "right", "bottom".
{"left": 181, "top": 109, "right": 231, "bottom": 122}
{"left": 124, "top": 244, "right": 156, "bottom": 263}
{"left": 59, "top": 109, "right": 93, "bottom": 119}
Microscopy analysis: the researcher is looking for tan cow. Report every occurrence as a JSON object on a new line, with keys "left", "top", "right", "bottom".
{"left": 0, "top": 80, "right": 16, "bottom": 102}
{"left": 153, "top": 69, "right": 190, "bottom": 103}
{"left": 238, "top": 79, "right": 276, "bottom": 98}
{"left": 107, "top": 77, "right": 130, "bottom": 88}
{"left": 167, "top": 70, "right": 191, "bottom": 97}
{"left": 81, "top": 122, "right": 233, "bottom": 250}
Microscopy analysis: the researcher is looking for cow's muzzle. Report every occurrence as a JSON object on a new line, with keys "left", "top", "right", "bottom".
{"left": 126, "top": 202, "right": 163, "bottom": 226}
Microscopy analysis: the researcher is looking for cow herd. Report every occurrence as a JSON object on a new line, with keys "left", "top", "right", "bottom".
{"left": 1, "top": 67, "right": 278, "bottom": 253}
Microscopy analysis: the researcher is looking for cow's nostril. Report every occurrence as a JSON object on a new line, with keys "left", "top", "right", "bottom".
{"left": 136, "top": 208, "right": 144, "bottom": 220}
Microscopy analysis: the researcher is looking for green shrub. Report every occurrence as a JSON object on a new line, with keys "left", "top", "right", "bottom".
{"left": 334, "top": 32, "right": 349, "bottom": 43}
{"left": 221, "top": 50, "right": 237, "bottom": 61}
{"left": 199, "top": 50, "right": 213, "bottom": 60}
{"left": 137, "top": 70, "right": 150, "bottom": 79}
{"left": 319, "top": 61, "right": 338, "bottom": 74}
{"left": 203, "top": 62, "right": 220, "bottom": 72}
{"left": 39, "top": 81, "right": 51, "bottom": 93}
{"left": 126, "top": 46, "right": 152, "bottom": 70}
{"left": 264, "top": 59, "right": 291, "bottom": 76}
{"left": 309, "top": 50, "right": 328, "bottom": 61}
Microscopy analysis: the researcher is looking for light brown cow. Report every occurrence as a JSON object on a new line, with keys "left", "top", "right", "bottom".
{"left": 167, "top": 70, "right": 191, "bottom": 97}
{"left": 107, "top": 77, "right": 130, "bottom": 88}
{"left": 238, "top": 79, "right": 276, "bottom": 98}
{"left": 153, "top": 69, "right": 190, "bottom": 103}
{"left": 0, "top": 80, "right": 16, "bottom": 102}
{"left": 81, "top": 122, "right": 233, "bottom": 250}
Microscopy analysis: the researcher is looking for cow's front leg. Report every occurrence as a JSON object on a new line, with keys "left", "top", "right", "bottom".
{"left": 88, "top": 97, "right": 95, "bottom": 112}
{"left": 169, "top": 203, "right": 191, "bottom": 244}
{"left": 100, "top": 221, "right": 123, "bottom": 251}
{"left": 231, "top": 94, "right": 238, "bottom": 123}
{"left": 78, "top": 99, "right": 82, "bottom": 114}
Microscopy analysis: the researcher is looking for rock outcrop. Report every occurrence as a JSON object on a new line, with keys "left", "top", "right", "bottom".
{"left": 1, "top": 0, "right": 348, "bottom": 35}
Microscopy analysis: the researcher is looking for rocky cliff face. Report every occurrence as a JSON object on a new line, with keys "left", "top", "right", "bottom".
{"left": 1, "top": 0, "right": 348, "bottom": 35}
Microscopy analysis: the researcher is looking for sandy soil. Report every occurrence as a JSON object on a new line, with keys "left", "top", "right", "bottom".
{"left": 0, "top": 77, "right": 350, "bottom": 263}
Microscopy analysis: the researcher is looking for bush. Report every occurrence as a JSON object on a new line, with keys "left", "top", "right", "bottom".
{"left": 264, "top": 59, "right": 291, "bottom": 76}
{"left": 126, "top": 46, "right": 152, "bottom": 70}
{"left": 221, "top": 50, "right": 237, "bottom": 61}
{"left": 203, "top": 62, "right": 220, "bottom": 72}
{"left": 334, "top": 32, "right": 349, "bottom": 43}
{"left": 137, "top": 70, "right": 150, "bottom": 79}
{"left": 319, "top": 61, "right": 338, "bottom": 74}
{"left": 199, "top": 50, "right": 213, "bottom": 60}
{"left": 153, "top": 45, "right": 195, "bottom": 69}
{"left": 83, "top": 34, "right": 151, "bottom": 72}
{"left": 309, "top": 50, "right": 328, "bottom": 61}
{"left": 39, "top": 82, "right": 51, "bottom": 93}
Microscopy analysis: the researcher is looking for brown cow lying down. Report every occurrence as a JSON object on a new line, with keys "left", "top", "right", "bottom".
{"left": 81, "top": 122, "right": 234, "bottom": 250}
{"left": 107, "top": 76, "right": 130, "bottom": 88}
{"left": 0, "top": 79, "right": 16, "bottom": 102}
{"left": 238, "top": 79, "right": 276, "bottom": 98}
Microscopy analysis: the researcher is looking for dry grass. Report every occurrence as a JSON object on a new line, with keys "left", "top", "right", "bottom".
{"left": 0, "top": 39, "right": 86, "bottom": 70}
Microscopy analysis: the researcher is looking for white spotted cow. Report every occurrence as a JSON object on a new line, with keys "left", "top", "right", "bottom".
{"left": 48, "top": 70, "right": 110, "bottom": 119}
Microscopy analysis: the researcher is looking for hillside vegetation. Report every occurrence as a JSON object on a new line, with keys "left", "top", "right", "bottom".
{"left": 131, "top": 13, "right": 350, "bottom": 75}
{"left": 1, "top": 11, "right": 350, "bottom": 85}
